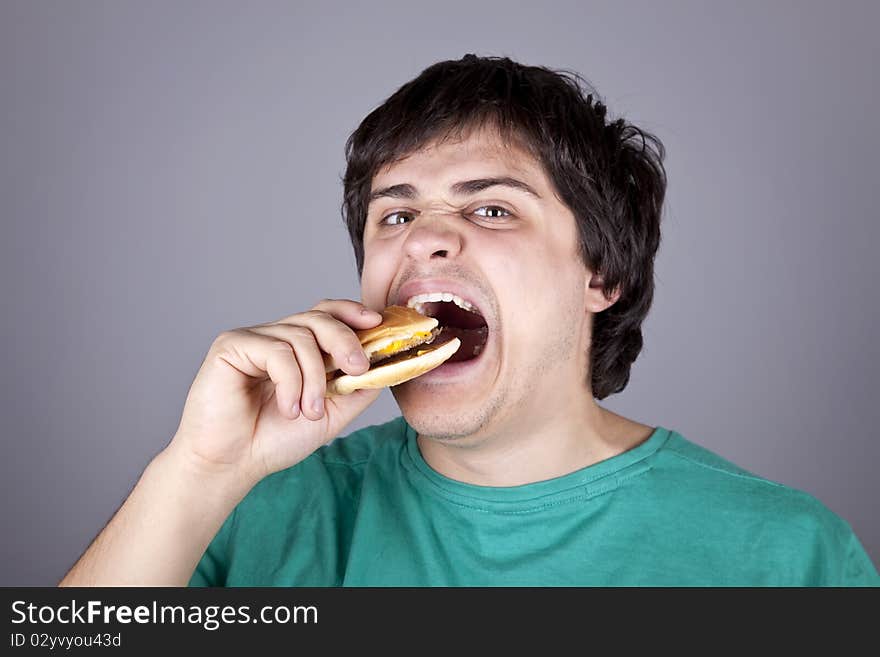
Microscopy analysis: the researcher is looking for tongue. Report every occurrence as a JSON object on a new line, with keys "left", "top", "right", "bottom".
{"left": 439, "top": 326, "right": 489, "bottom": 362}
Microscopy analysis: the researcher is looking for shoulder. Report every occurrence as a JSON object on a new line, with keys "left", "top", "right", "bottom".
{"left": 657, "top": 430, "right": 845, "bottom": 529}
{"left": 651, "top": 429, "right": 877, "bottom": 584}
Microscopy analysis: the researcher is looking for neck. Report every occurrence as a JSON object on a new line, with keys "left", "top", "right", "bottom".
{"left": 416, "top": 390, "right": 655, "bottom": 488}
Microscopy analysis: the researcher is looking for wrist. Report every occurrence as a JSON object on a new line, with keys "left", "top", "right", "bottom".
{"left": 155, "top": 439, "right": 259, "bottom": 507}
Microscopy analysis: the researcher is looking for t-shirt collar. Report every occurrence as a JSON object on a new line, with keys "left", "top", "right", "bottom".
{"left": 401, "top": 417, "right": 670, "bottom": 511}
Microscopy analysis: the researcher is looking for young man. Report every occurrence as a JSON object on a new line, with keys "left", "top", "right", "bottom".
{"left": 60, "top": 55, "right": 878, "bottom": 586}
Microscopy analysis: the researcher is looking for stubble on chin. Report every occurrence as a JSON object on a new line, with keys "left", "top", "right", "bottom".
{"left": 391, "top": 383, "right": 509, "bottom": 445}
{"left": 390, "top": 332, "right": 568, "bottom": 446}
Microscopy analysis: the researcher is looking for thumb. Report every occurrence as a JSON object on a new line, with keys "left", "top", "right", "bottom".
{"left": 324, "top": 387, "right": 382, "bottom": 438}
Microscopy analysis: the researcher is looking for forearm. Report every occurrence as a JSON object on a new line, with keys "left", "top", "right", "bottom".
{"left": 59, "top": 442, "right": 254, "bottom": 587}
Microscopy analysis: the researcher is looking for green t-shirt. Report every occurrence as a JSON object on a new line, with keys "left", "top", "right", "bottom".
{"left": 189, "top": 416, "right": 878, "bottom": 586}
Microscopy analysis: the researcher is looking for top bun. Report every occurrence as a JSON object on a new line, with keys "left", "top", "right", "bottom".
{"left": 358, "top": 305, "right": 439, "bottom": 362}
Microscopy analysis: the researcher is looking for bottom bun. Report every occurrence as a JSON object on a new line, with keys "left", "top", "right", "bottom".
{"left": 327, "top": 337, "right": 461, "bottom": 396}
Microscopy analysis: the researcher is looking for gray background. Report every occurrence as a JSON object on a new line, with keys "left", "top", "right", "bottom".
{"left": 1, "top": 0, "right": 877, "bottom": 586}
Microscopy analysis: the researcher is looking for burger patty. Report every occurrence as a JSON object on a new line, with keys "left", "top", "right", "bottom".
{"left": 364, "top": 330, "right": 457, "bottom": 369}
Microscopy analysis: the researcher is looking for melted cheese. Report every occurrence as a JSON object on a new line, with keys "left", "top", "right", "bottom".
{"left": 375, "top": 330, "right": 433, "bottom": 357}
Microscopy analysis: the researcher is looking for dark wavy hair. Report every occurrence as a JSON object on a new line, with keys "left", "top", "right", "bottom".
{"left": 341, "top": 54, "right": 666, "bottom": 400}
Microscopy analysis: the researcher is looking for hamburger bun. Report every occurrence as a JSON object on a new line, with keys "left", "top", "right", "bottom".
{"left": 325, "top": 305, "right": 461, "bottom": 395}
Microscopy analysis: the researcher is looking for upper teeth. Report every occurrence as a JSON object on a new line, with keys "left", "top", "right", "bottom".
{"left": 405, "top": 292, "right": 478, "bottom": 315}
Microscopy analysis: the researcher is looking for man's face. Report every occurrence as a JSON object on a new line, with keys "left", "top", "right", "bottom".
{"left": 360, "top": 125, "right": 597, "bottom": 444}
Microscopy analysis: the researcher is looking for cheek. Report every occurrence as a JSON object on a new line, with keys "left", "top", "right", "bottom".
{"left": 489, "top": 246, "right": 550, "bottom": 345}
{"left": 499, "top": 234, "right": 562, "bottom": 294}
{"left": 492, "top": 234, "right": 584, "bottom": 336}
{"left": 360, "top": 242, "right": 397, "bottom": 309}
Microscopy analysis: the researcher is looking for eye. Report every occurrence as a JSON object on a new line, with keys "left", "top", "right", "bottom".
{"left": 472, "top": 205, "right": 512, "bottom": 220}
{"left": 379, "top": 211, "right": 416, "bottom": 226}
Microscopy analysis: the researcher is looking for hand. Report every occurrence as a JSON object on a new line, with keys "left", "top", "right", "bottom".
{"left": 169, "top": 299, "right": 383, "bottom": 486}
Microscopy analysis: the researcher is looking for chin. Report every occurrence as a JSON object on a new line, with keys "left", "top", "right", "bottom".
{"left": 392, "top": 383, "right": 502, "bottom": 443}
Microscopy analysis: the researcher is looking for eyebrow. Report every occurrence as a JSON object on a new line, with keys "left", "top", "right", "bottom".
{"left": 368, "top": 176, "right": 542, "bottom": 205}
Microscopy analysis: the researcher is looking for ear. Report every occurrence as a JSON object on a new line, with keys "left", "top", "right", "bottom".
{"left": 585, "top": 272, "right": 620, "bottom": 313}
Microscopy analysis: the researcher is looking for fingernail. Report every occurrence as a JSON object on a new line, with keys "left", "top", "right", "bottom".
{"left": 312, "top": 398, "right": 324, "bottom": 417}
{"left": 361, "top": 307, "right": 381, "bottom": 317}
{"left": 348, "top": 351, "right": 368, "bottom": 368}
{"left": 291, "top": 401, "right": 300, "bottom": 418}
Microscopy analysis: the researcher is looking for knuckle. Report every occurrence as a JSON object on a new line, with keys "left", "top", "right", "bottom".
{"left": 211, "top": 328, "right": 242, "bottom": 349}
{"left": 288, "top": 326, "right": 315, "bottom": 342}
{"left": 213, "top": 329, "right": 233, "bottom": 343}
{"left": 267, "top": 340, "right": 294, "bottom": 356}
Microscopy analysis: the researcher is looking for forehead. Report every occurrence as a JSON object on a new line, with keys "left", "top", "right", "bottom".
{"left": 371, "top": 124, "right": 544, "bottom": 190}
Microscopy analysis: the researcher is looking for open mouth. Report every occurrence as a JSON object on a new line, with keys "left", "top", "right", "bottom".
{"left": 410, "top": 299, "right": 489, "bottom": 363}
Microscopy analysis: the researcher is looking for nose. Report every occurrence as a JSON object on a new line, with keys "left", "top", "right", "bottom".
{"left": 402, "top": 212, "right": 463, "bottom": 261}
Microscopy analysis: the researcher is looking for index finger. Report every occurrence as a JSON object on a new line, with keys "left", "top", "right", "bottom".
{"left": 271, "top": 299, "right": 383, "bottom": 329}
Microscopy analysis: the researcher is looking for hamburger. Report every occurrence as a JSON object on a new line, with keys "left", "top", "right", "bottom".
{"left": 325, "top": 305, "right": 462, "bottom": 395}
